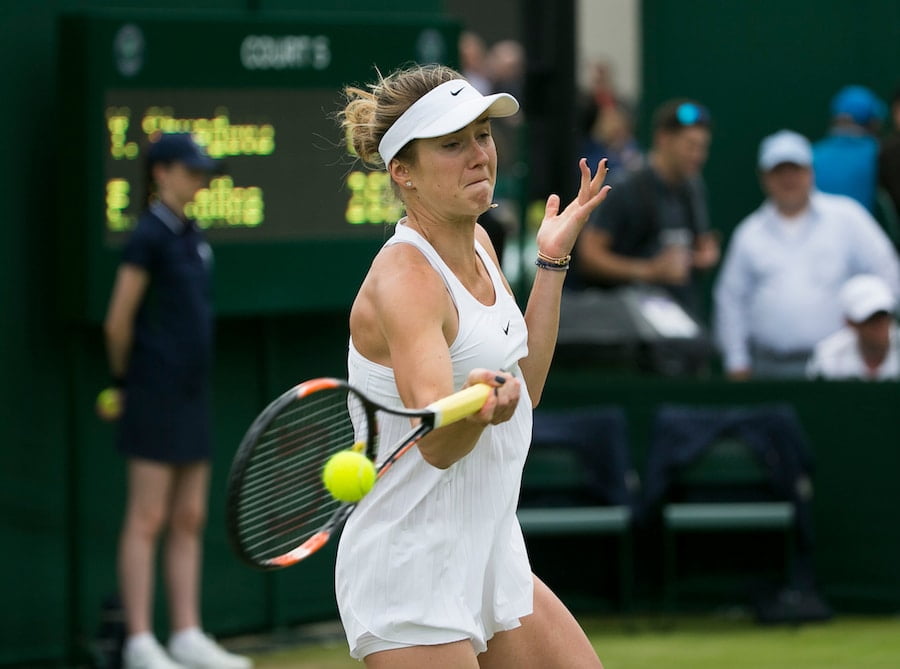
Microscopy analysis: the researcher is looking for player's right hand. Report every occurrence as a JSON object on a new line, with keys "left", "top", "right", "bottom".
{"left": 465, "top": 369, "right": 520, "bottom": 426}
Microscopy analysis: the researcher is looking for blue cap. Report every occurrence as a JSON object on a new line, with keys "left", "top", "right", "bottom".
{"left": 830, "top": 85, "right": 887, "bottom": 125}
{"left": 146, "top": 133, "right": 219, "bottom": 172}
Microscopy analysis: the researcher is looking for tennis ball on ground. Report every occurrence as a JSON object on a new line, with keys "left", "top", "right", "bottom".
{"left": 322, "top": 450, "right": 376, "bottom": 502}
{"left": 95, "top": 387, "right": 122, "bottom": 421}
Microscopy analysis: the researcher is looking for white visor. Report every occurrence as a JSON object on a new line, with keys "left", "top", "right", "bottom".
{"left": 378, "top": 79, "right": 519, "bottom": 165}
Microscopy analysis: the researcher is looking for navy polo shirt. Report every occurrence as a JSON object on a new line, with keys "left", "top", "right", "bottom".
{"left": 122, "top": 201, "right": 214, "bottom": 386}
{"left": 117, "top": 201, "right": 214, "bottom": 462}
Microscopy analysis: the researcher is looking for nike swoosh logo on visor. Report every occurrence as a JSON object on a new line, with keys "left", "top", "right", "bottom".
{"left": 450, "top": 87, "right": 465, "bottom": 96}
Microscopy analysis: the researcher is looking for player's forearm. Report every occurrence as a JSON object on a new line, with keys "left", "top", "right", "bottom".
{"left": 520, "top": 265, "right": 567, "bottom": 406}
{"left": 417, "top": 420, "right": 486, "bottom": 469}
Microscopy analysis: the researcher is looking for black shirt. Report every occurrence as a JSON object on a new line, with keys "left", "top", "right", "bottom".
{"left": 569, "top": 165, "right": 710, "bottom": 315}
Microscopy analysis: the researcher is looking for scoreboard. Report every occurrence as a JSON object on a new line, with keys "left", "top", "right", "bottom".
{"left": 101, "top": 88, "right": 401, "bottom": 243}
{"left": 57, "top": 12, "right": 459, "bottom": 320}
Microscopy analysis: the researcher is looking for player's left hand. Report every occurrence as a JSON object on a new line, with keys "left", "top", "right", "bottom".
{"left": 535, "top": 158, "right": 611, "bottom": 258}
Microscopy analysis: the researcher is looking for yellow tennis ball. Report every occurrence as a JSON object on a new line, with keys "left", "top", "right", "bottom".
{"left": 95, "top": 387, "right": 122, "bottom": 421}
{"left": 322, "top": 450, "right": 376, "bottom": 502}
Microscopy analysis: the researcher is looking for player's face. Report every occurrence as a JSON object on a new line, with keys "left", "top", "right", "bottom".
{"left": 408, "top": 116, "right": 498, "bottom": 218}
{"left": 761, "top": 163, "right": 813, "bottom": 214}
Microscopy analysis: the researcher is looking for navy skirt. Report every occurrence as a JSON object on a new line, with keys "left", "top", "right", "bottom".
{"left": 116, "top": 359, "right": 212, "bottom": 464}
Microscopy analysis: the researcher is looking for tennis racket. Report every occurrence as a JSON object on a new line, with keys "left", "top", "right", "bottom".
{"left": 226, "top": 377, "right": 492, "bottom": 570}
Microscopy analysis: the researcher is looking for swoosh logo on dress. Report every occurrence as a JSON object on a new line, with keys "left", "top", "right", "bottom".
{"left": 450, "top": 87, "right": 465, "bottom": 96}
{"left": 503, "top": 321, "right": 510, "bottom": 335}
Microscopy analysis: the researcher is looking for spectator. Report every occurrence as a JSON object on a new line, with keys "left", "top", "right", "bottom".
{"left": 458, "top": 30, "right": 492, "bottom": 95}
{"left": 714, "top": 129, "right": 900, "bottom": 380}
{"left": 813, "top": 85, "right": 887, "bottom": 213}
{"left": 481, "top": 38, "right": 528, "bottom": 262}
{"left": 460, "top": 33, "right": 510, "bottom": 263}
{"left": 577, "top": 94, "right": 644, "bottom": 184}
{"left": 571, "top": 98, "right": 720, "bottom": 320}
{"left": 585, "top": 60, "right": 619, "bottom": 112}
{"left": 807, "top": 274, "right": 899, "bottom": 380}
{"left": 484, "top": 39, "right": 526, "bottom": 173}
{"left": 486, "top": 39, "right": 525, "bottom": 102}
{"left": 878, "top": 86, "right": 900, "bottom": 223}
{"left": 577, "top": 60, "right": 642, "bottom": 183}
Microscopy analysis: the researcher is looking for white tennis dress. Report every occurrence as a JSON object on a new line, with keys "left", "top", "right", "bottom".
{"left": 335, "top": 222, "right": 534, "bottom": 658}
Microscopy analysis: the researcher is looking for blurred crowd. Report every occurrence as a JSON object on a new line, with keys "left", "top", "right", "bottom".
{"left": 462, "top": 30, "right": 900, "bottom": 382}
{"left": 574, "top": 73, "right": 900, "bottom": 381}
{"left": 459, "top": 31, "right": 900, "bottom": 381}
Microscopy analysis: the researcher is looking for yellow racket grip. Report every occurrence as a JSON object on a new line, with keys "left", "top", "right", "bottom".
{"left": 427, "top": 383, "right": 492, "bottom": 428}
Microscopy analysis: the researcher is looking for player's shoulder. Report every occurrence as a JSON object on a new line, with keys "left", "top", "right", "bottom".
{"left": 376, "top": 236, "right": 433, "bottom": 266}
{"left": 370, "top": 241, "right": 448, "bottom": 298}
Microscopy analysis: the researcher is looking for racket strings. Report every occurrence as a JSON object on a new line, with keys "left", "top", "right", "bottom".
{"left": 239, "top": 422, "right": 334, "bottom": 500}
{"left": 234, "top": 387, "right": 369, "bottom": 561}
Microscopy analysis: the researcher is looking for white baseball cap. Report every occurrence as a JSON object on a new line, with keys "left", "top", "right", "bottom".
{"left": 840, "top": 274, "right": 896, "bottom": 323}
{"left": 378, "top": 79, "right": 519, "bottom": 166}
{"left": 757, "top": 129, "right": 813, "bottom": 171}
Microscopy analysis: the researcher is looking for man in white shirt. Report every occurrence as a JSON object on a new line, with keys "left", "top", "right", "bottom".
{"left": 807, "top": 274, "right": 899, "bottom": 380}
{"left": 714, "top": 130, "right": 900, "bottom": 379}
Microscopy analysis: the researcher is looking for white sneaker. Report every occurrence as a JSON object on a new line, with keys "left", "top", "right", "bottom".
{"left": 123, "top": 635, "right": 186, "bottom": 669}
{"left": 168, "top": 629, "right": 253, "bottom": 669}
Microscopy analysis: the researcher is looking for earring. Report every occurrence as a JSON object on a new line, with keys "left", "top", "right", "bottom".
{"left": 405, "top": 181, "right": 412, "bottom": 187}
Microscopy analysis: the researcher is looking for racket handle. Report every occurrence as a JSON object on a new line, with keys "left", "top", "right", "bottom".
{"left": 427, "top": 383, "right": 492, "bottom": 428}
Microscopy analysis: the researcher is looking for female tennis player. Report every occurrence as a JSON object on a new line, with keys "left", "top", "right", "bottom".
{"left": 334, "top": 64, "right": 609, "bottom": 668}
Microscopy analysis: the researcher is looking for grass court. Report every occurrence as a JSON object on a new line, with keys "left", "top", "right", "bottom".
{"left": 227, "top": 613, "right": 900, "bottom": 668}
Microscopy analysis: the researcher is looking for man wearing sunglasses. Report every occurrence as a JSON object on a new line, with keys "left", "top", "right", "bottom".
{"left": 570, "top": 99, "right": 720, "bottom": 321}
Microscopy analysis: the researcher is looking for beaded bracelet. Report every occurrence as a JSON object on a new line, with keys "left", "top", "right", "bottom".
{"left": 537, "top": 250, "right": 571, "bottom": 265}
{"left": 535, "top": 250, "right": 571, "bottom": 271}
{"left": 535, "top": 258, "right": 569, "bottom": 271}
